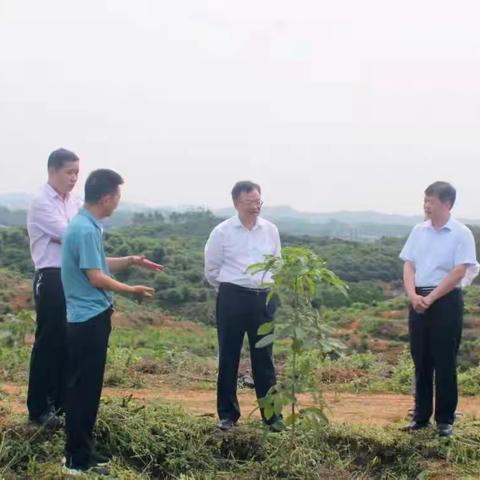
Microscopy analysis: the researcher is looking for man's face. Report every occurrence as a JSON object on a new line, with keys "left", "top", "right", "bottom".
{"left": 101, "top": 187, "right": 121, "bottom": 217}
{"left": 424, "top": 194, "right": 450, "bottom": 220}
{"left": 50, "top": 160, "right": 80, "bottom": 194}
{"left": 234, "top": 189, "right": 262, "bottom": 218}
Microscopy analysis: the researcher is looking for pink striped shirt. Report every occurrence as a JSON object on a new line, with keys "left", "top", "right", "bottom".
{"left": 27, "top": 183, "right": 82, "bottom": 269}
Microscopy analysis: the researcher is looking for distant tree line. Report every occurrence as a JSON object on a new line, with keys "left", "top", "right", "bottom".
{"left": 0, "top": 207, "right": 27, "bottom": 227}
{"left": 1, "top": 211, "right": 479, "bottom": 323}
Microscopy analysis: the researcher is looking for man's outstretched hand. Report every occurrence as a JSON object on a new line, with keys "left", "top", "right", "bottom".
{"left": 131, "top": 285, "right": 155, "bottom": 298}
{"left": 129, "top": 256, "right": 164, "bottom": 271}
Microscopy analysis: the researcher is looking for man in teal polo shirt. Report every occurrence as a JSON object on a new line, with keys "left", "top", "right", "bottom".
{"left": 61, "top": 169, "right": 158, "bottom": 476}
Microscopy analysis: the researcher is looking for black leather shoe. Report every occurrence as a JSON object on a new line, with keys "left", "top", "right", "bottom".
{"left": 400, "top": 420, "right": 430, "bottom": 432}
{"left": 218, "top": 418, "right": 236, "bottom": 431}
{"left": 437, "top": 423, "right": 453, "bottom": 437}
{"left": 267, "top": 419, "right": 286, "bottom": 433}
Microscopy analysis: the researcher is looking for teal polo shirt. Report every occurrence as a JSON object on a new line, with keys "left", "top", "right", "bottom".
{"left": 61, "top": 208, "right": 113, "bottom": 323}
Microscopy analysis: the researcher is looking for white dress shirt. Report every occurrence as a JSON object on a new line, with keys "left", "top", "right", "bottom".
{"left": 27, "top": 183, "right": 82, "bottom": 269}
{"left": 399, "top": 216, "right": 479, "bottom": 287}
{"left": 204, "top": 215, "right": 281, "bottom": 289}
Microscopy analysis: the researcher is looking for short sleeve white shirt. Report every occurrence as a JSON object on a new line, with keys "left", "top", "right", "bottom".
{"left": 399, "top": 216, "right": 479, "bottom": 287}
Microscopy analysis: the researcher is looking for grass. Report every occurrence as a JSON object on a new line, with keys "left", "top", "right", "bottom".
{"left": 1, "top": 275, "right": 480, "bottom": 478}
{"left": 1, "top": 398, "right": 480, "bottom": 479}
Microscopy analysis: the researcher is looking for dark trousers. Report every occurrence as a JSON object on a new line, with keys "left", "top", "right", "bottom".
{"left": 27, "top": 268, "right": 67, "bottom": 419}
{"left": 409, "top": 288, "right": 463, "bottom": 425}
{"left": 65, "top": 308, "right": 112, "bottom": 467}
{"left": 216, "top": 282, "right": 278, "bottom": 423}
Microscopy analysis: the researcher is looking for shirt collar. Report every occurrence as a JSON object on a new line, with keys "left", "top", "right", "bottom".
{"left": 45, "top": 182, "right": 70, "bottom": 201}
{"left": 79, "top": 207, "right": 103, "bottom": 231}
{"left": 233, "top": 214, "right": 264, "bottom": 230}
{"left": 424, "top": 215, "right": 455, "bottom": 231}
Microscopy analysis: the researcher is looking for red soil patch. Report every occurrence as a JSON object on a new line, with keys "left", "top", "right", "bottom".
{"left": 379, "top": 310, "right": 406, "bottom": 320}
{"left": 3, "top": 382, "right": 480, "bottom": 428}
{"left": 112, "top": 311, "right": 204, "bottom": 335}
{"left": 11, "top": 292, "right": 33, "bottom": 311}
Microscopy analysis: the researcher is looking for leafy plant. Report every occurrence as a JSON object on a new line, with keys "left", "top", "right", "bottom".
{"left": 248, "top": 246, "right": 348, "bottom": 440}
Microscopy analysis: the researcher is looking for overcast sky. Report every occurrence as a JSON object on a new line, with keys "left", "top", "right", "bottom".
{"left": 0, "top": 0, "right": 479, "bottom": 216}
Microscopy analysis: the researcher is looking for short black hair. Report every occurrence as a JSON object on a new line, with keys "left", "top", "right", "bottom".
{"left": 231, "top": 180, "right": 261, "bottom": 202}
{"left": 425, "top": 181, "right": 456, "bottom": 209}
{"left": 85, "top": 169, "right": 124, "bottom": 204}
{"left": 47, "top": 148, "right": 79, "bottom": 170}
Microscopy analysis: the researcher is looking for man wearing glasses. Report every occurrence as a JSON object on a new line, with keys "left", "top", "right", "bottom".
{"left": 204, "top": 181, "right": 282, "bottom": 431}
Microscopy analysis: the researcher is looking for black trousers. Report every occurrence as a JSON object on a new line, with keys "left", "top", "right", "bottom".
{"left": 27, "top": 268, "right": 67, "bottom": 419}
{"left": 216, "top": 282, "right": 278, "bottom": 423}
{"left": 65, "top": 308, "right": 112, "bottom": 467}
{"left": 409, "top": 288, "right": 463, "bottom": 425}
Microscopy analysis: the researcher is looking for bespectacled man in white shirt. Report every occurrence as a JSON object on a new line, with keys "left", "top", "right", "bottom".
{"left": 204, "top": 181, "right": 283, "bottom": 432}
{"left": 26, "top": 148, "right": 81, "bottom": 426}
{"left": 399, "top": 181, "right": 479, "bottom": 437}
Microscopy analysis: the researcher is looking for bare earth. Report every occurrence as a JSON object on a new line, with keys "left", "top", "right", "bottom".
{"left": 2, "top": 383, "right": 480, "bottom": 426}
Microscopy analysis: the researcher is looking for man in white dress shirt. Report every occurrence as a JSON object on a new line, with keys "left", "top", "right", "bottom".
{"left": 26, "top": 148, "right": 81, "bottom": 425}
{"left": 204, "top": 181, "right": 282, "bottom": 431}
{"left": 399, "top": 181, "right": 478, "bottom": 436}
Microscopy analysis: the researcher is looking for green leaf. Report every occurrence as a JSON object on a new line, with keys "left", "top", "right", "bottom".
{"left": 255, "top": 334, "right": 275, "bottom": 349}
{"left": 273, "top": 395, "right": 288, "bottom": 416}
{"left": 291, "top": 337, "right": 304, "bottom": 353}
{"left": 257, "top": 321, "right": 274, "bottom": 336}
{"left": 284, "top": 413, "right": 297, "bottom": 426}
{"left": 294, "top": 327, "right": 305, "bottom": 339}
{"left": 300, "top": 406, "right": 329, "bottom": 424}
{"left": 264, "top": 404, "right": 275, "bottom": 420}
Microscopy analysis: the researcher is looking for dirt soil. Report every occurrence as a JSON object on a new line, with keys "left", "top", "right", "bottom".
{"left": 2, "top": 382, "right": 480, "bottom": 427}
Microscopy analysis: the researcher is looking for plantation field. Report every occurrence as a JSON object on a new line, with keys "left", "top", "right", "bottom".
{"left": 1, "top": 268, "right": 480, "bottom": 479}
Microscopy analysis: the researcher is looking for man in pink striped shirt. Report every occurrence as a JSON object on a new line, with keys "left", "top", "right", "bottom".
{"left": 26, "top": 148, "right": 81, "bottom": 426}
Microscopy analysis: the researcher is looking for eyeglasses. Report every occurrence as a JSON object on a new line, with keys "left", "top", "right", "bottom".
{"left": 238, "top": 200, "right": 264, "bottom": 207}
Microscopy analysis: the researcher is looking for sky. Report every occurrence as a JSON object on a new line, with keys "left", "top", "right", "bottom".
{"left": 0, "top": 0, "right": 479, "bottom": 216}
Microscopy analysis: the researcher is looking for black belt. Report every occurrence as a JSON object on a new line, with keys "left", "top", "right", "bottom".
{"left": 220, "top": 282, "right": 269, "bottom": 294}
{"left": 36, "top": 267, "right": 61, "bottom": 273}
{"left": 415, "top": 286, "right": 461, "bottom": 296}
{"left": 416, "top": 286, "right": 436, "bottom": 295}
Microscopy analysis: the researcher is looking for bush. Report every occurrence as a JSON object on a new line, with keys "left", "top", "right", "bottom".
{"left": 458, "top": 366, "right": 480, "bottom": 396}
{"left": 389, "top": 349, "right": 415, "bottom": 394}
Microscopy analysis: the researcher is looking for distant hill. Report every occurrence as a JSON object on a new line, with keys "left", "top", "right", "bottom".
{"left": 0, "top": 192, "right": 152, "bottom": 212}
{"left": 214, "top": 205, "right": 480, "bottom": 227}
{"left": 0, "top": 194, "right": 154, "bottom": 228}
{"left": 0, "top": 193, "right": 32, "bottom": 210}
{"left": 1, "top": 192, "right": 480, "bottom": 239}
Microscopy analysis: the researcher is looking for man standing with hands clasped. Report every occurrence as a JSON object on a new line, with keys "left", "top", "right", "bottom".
{"left": 204, "top": 181, "right": 283, "bottom": 432}
{"left": 61, "top": 169, "right": 163, "bottom": 476}
{"left": 26, "top": 148, "right": 82, "bottom": 426}
{"left": 400, "top": 181, "right": 478, "bottom": 437}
